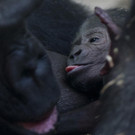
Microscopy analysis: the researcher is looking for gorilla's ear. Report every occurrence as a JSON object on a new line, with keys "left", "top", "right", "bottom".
{"left": 0, "top": 0, "right": 43, "bottom": 29}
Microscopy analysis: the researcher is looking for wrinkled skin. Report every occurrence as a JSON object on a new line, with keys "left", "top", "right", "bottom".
{"left": 66, "top": 27, "right": 111, "bottom": 98}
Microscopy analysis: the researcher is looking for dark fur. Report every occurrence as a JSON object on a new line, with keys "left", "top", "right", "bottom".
{"left": 27, "top": 0, "right": 88, "bottom": 55}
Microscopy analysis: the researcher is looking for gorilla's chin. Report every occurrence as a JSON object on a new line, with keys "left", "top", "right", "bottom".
{"left": 66, "top": 65, "right": 103, "bottom": 100}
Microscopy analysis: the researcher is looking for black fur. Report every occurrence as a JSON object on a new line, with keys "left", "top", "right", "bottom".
{"left": 0, "top": 0, "right": 60, "bottom": 135}
{"left": 27, "top": 0, "right": 88, "bottom": 55}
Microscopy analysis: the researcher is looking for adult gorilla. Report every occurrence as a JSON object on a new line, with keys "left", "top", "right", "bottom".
{"left": 0, "top": 0, "right": 60, "bottom": 135}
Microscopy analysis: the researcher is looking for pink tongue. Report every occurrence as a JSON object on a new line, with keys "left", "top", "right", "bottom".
{"left": 65, "top": 66, "right": 79, "bottom": 72}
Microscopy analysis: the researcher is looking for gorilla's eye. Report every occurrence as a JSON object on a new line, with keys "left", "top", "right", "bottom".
{"left": 89, "top": 37, "right": 99, "bottom": 43}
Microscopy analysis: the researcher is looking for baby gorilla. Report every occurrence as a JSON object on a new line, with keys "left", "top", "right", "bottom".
{"left": 66, "top": 27, "right": 111, "bottom": 98}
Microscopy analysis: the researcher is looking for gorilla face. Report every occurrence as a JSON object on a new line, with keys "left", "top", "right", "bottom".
{"left": 66, "top": 27, "right": 111, "bottom": 96}
{"left": 0, "top": 0, "right": 60, "bottom": 134}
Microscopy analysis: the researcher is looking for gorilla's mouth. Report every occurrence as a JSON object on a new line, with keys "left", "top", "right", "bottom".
{"left": 65, "top": 64, "right": 89, "bottom": 74}
{"left": 65, "top": 65, "right": 81, "bottom": 73}
{"left": 66, "top": 62, "right": 94, "bottom": 73}
{"left": 19, "top": 107, "right": 58, "bottom": 134}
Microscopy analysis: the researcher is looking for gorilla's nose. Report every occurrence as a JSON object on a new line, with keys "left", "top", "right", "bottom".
{"left": 69, "top": 49, "right": 82, "bottom": 59}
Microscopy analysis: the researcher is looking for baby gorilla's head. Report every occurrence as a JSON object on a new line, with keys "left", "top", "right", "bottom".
{"left": 66, "top": 27, "right": 111, "bottom": 99}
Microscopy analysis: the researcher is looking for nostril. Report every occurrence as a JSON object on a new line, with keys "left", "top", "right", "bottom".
{"left": 74, "top": 49, "right": 82, "bottom": 56}
{"left": 69, "top": 55, "right": 74, "bottom": 59}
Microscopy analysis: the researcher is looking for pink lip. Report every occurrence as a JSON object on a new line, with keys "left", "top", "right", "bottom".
{"left": 65, "top": 66, "right": 80, "bottom": 73}
{"left": 19, "top": 107, "right": 58, "bottom": 134}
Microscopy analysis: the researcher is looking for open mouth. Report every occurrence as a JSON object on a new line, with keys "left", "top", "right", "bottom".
{"left": 19, "top": 107, "right": 58, "bottom": 134}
